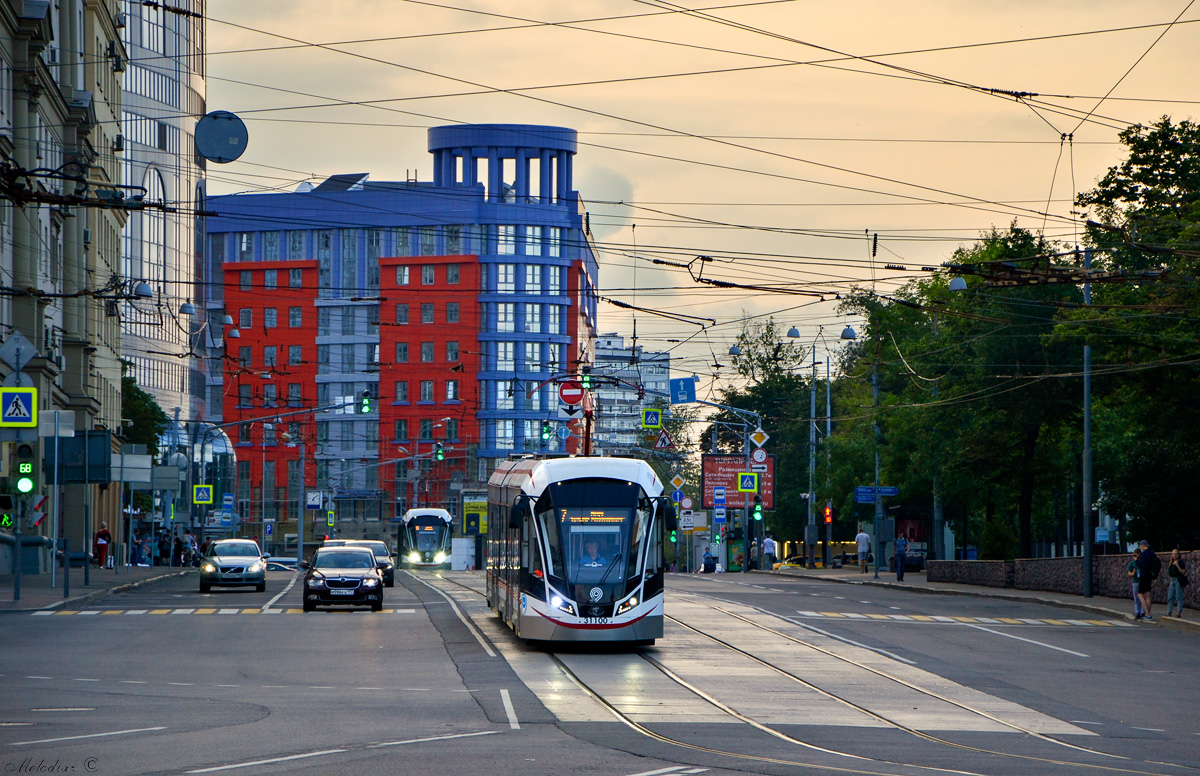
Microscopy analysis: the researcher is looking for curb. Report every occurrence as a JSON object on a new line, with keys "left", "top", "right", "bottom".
{"left": 764, "top": 568, "right": 1199, "bottom": 633}
{"left": 0, "top": 570, "right": 194, "bottom": 615}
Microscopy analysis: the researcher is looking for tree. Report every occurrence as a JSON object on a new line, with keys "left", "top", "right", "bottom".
{"left": 121, "top": 375, "right": 169, "bottom": 455}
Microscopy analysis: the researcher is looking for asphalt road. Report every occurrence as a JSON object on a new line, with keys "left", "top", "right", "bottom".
{"left": 0, "top": 569, "right": 1195, "bottom": 776}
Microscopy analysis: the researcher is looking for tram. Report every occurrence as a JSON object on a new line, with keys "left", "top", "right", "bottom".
{"left": 486, "top": 457, "right": 676, "bottom": 645}
{"left": 398, "top": 508, "right": 453, "bottom": 570}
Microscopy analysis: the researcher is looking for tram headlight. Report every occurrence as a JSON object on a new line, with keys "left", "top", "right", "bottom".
{"left": 434, "top": 552, "right": 447, "bottom": 563}
{"left": 408, "top": 552, "right": 421, "bottom": 563}
{"left": 616, "top": 596, "right": 639, "bottom": 616}
{"left": 550, "top": 596, "right": 575, "bottom": 616}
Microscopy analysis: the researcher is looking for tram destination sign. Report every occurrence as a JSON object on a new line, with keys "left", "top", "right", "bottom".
{"left": 700, "top": 454, "right": 775, "bottom": 509}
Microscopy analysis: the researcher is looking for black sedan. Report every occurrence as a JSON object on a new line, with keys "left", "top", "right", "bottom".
{"left": 301, "top": 547, "right": 385, "bottom": 612}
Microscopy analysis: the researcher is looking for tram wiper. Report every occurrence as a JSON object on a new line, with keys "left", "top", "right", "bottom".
{"left": 596, "top": 552, "right": 623, "bottom": 588}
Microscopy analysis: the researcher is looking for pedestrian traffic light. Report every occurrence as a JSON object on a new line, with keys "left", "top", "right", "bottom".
{"left": 823, "top": 505, "right": 833, "bottom": 524}
{"left": 359, "top": 389, "right": 372, "bottom": 414}
{"left": 11, "top": 443, "right": 35, "bottom": 495}
{"left": 669, "top": 529, "right": 677, "bottom": 543}
{"left": 540, "top": 421, "right": 551, "bottom": 441}
{"left": 752, "top": 494, "right": 763, "bottom": 521}
{"left": 581, "top": 366, "right": 591, "bottom": 390}
{"left": 435, "top": 442, "right": 444, "bottom": 461}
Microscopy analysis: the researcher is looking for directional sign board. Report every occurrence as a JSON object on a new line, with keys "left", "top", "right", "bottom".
{"left": 224, "top": 492, "right": 235, "bottom": 508}
{"left": 737, "top": 473, "right": 759, "bottom": 493}
{"left": 642, "top": 408, "right": 662, "bottom": 429}
{"left": 0, "top": 387, "right": 37, "bottom": 427}
{"left": 558, "top": 379, "right": 584, "bottom": 405}
{"left": 668, "top": 377, "right": 696, "bottom": 405}
{"left": 193, "top": 484, "right": 214, "bottom": 504}
{"left": 701, "top": 454, "right": 776, "bottom": 509}
{"left": 558, "top": 404, "right": 584, "bottom": 420}
{"left": 680, "top": 512, "right": 694, "bottom": 529}
{"left": 855, "top": 485, "right": 899, "bottom": 503}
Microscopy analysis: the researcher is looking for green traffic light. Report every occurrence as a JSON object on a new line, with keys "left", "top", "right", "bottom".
{"left": 15, "top": 476, "right": 33, "bottom": 494}
{"left": 669, "top": 530, "right": 677, "bottom": 543}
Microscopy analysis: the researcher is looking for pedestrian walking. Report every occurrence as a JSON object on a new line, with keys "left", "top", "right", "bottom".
{"left": 1135, "top": 540, "right": 1161, "bottom": 621}
{"left": 156, "top": 535, "right": 169, "bottom": 567}
{"left": 173, "top": 536, "right": 184, "bottom": 568}
{"left": 750, "top": 540, "right": 760, "bottom": 571}
{"left": 94, "top": 523, "right": 111, "bottom": 568}
{"left": 855, "top": 527, "right": 871, "bottom": 573}
{"left": 761, "top": 534, "right": 776, "bottom": 569}
{"left": 1128, "top": 548, "right": 1146, "bottom": 619}
{"left": 894, "top": 533, "right": 909, "bottom": 582}
{"left": 1166, "top": 549, "right": 1188, "bottom": 618}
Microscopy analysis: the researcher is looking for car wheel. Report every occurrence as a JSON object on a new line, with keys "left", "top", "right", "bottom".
{"left": 256, "top": 582, "right": 266, "bottom": 593}
{"left": 303, "top": 601, "right": 315, "bottom": 612}
{"left": 199, "top": 582, "right": 210, "bottom": 593}
{"left": 385, "top": 580, "right": 394, "bottom": 588}
{"left": 371, "top": 601, "right": 383, "bottom": 612}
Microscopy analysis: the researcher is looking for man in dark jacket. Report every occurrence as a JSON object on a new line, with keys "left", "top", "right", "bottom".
{"left": 1135, "top": 540, "right": 1160, "bottom": 622}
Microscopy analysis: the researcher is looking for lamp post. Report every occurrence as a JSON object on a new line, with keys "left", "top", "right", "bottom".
{"left": 838, "top": 324, "right": 880, "bottom": 577}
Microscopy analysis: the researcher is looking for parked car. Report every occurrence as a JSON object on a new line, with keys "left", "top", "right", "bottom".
{"left": 301, "top": 547, "right": 385, "bottom": 612}
{"left": 264, "top": 557, "right": 297, "bottom": 572}
{"left": 200, "top": 539, "right": 268, "bottom": 593}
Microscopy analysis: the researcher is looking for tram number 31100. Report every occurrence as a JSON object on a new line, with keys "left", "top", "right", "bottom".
{"left": 582, "top": 617, "right": 610, "bottom": 625}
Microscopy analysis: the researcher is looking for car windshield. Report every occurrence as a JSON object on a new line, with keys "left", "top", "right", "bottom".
{"left": 213, "top": 543, "right": 260, "bottom": 557}
{"left": 313, "top": 551, "right": 376, "bottom": 569}
{"left": 352, "top": 542, "right": 389, "bottom": 558}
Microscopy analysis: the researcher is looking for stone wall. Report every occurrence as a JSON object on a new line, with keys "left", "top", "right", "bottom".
{"left": 927, "top": 551, "right": 1198, "bottom": 611}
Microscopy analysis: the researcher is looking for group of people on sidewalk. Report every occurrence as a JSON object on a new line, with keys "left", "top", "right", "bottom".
{"left": 1127, "top": 540, "right": 1189, "bottom": 621}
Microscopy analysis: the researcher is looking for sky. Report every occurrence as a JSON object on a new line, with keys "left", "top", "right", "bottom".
{"left": 203, "top": 0, "right": 1200, "bottom": 400}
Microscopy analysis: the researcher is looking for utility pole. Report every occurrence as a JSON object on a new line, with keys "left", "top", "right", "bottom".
{"left": 1082, "top": 247, "right": 1093, "bottom": 597}
{"left": 807, "top": 357, "right": 818, "bottom": 568}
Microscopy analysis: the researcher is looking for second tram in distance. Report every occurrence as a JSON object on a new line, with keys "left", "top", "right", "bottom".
{"left": 486, "top": 456, "right": 676, "bottom": 645}
{"left": 398, "top": 508, "right": 453, "bottom": 569}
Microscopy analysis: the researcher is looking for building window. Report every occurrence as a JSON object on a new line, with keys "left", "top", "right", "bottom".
{"left": 419, "top": 226, "right": 436, "bottom": 255}
{"left": 421, "top": 303, "right": 434, "bottom": 324}
{"left": 317, "top": 308, "right": 330, "bottom": 336}
{"left": 496, "top": 381, "right": 514, "bottom": 410}
{"left": 524, "top": 342, "right": 540, "bottom": 370}
{"left": 445, "top": 226, "right": 461, "bottom": 254}
{"left": 394, "top": 381, "right": 408, "bottom": 402}
{"left": 497, "top": 264, "right": 515, "bottom": 293}
{"left": 396, "top": 303, "right": 409, "bottom": 324}
{"left": 394, "top": 419, "right": 408, "bottom": 440}
{"left": 239, "top": 308, "right": 252, "bottom": 329}
{"left": 240, "top": 270, "right": 252, "bottom": 291}
{"left": 547, "top": 305, "right": 561, "bottom": 334}
{"left": 341, "top": 229, "right": 358, "bottom": 292}
{"left": 496, "top": 420, "right": 514, "bottom": 449}
{"left": 263, "top": 346, "right": 277, "bottom": 367}
{"left": 263, "top": 232, "right": 280, "bottom": 261}
{"left": 548, "top": 227, "right": 562, "bottom": 257}
{"left": 288, "top": 383, "right": 302, "bottom": 406}
{"left": 289, "top": 345, "right": 302, "bottom": 364}
{"left": 264, "top": 269, "right": 277, "bottom": 289}
{"left": 497, "top": 225, "right": 515, "bottom": 255}
{"left": 238, "top": 424, "right": 252, "bottom": 444}
{"left": 445, "top": 418, "right": 459, "bottom": 439}
{"left": 497, "top": 342, "right": 514, "bottom": 371}
{"left": 497, "top": 303, "right": 515, "bottom": 332}
{"left": 289, "top": 306, "right": 302, "bottom": 327}
{"left": 420, "top": 380, "right": 434, "bottom": 401}
{"left": 524, "top": 264, "right": 541, "bottom": 292}
{"left": 367, "top": 306, "right": 379, "bottom": 334}
{"left": 367, "top": 228, "right": 383, "bottom": 261}
{"left": 525, "top": 304, "right": 541, "bottom": 333}
{"left": 238, "top": 232, "right": 254, "bottom": 261}
{"left": 421, "top": 265, "right": 435, "bottom": 285}
{"left": 446, "top": 341, "right": 459, "bottom": 362}
{"left": 317, "top": 230, "right": 332, "bottom": 290}
{"left": 238, "top": 384, "right": 252, "bottom": 407}
{"left": 289, "top": 268, "right": 302, "bottom": 288}
{"left": 263, "top": 384, "right": 277, "bottom": 407}
{"left": 549, "top": 342, "right": 564, "bottom": 371}
{"left": 419, "top": 418, "right": 433, "bottom": 440}
{"left": 549, "top": 265, "right": 562, "bottom": 291}
{"left": 395, "top": 342, "right": 409, "bottom": 363}
{"left": 446, "top": 302, "right": 459, "bottom": 323}
{"left": 446, "top": 380, "right": 459, "bottom": 401}
{"left": 264, "top": 308, "right": 277, "bottom": 328}
{"left": 525, "top": 226, "right": 542, "bottom": 257}
{"left": 446, "top": 263, "right": 460, "bottom": 284}
{"left": 396, "top": 266, "right": 409, "bottom": 285}
{"left": 420, "top": 342, "right": 434, "bottom": 363}
{"left": 288, "top": 231, "right": 304, "bottom": 259}
{"left": 239, "top": 346, "right": 252, "bottom": 368}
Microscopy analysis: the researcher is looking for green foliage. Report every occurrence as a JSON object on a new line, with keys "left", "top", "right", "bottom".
{"left": 979, "top": 514, "right": 1018, "bottom": 561}
{"left": 120, "top": 376, "right": 170, "bottom": 456}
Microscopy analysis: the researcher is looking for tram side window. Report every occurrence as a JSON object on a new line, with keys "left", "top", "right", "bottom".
{"left": 626, "top": 500, "right": 652, "bottom": 579}
{"left": 537, "top": 502, "right": 563, "bottom": 577}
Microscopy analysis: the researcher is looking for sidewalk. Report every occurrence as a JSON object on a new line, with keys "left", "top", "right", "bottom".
{"left": 761, "top": 565, "right": 1199, "bottom": 635}
{"left": 0, "top": 564, "right": 194, "bottom": 614}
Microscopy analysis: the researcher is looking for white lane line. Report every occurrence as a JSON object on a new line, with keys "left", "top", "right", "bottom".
{"left": 500, "top": 689, "right": 520, "bottom": 729}
{"left": 403, "top": 571, "right": 496, "bottom": 657}
{"left": 11, "top": 726, "right": 166, "bottom": 746}
{"left": 73, "top": 678, "right": 99, "bottom": 682}
{"left": 1132, "top": 727, "right": 1165, "bottom": 732}
{"left": 1070, "top": 720, "right": 1104, "bottom": 725}
{"left": 168, "top": 682, "right": 195, "bottom": 686}
{"left": 25, "top": 676, "right": 51, "bottom": 680}
{"left": 30, "top": 708, "right": 93, "bottom": 712}
{"left": 796, "top": 611, "right": 824, "bottom": 617}
{"left": 369, "top": 730, "right": 499, "bottom": 749}
{"left": 125, "top": 610, "right": 148, "bottom": 615}
{"left": 214, "top": 684, "right": 238, "bottom": 688}
{"left": 120, "top": 680, "right": 147, "bottom": 685}
{"left": 263, "top": 571, "right": 299, "bottom": 611}
{"left": 184, "top": 749, "right": 348, "bottom": 773}
{"left": 172, "top": 608, "right": 195, "bottom": 615}
{"left": 626, "top": 768, "right": 686, "bottom": 776}
{"left": 680, "top": 770, "right": 711, "bottom": 774}
{"left": 32, "top": 611, "right": 55, "bottom": 616}
{"left": 393, "top": 608, "right": 416, "bottom": 614}
{"left": 965, "top": 624, "right": 1089, "bottom": 657}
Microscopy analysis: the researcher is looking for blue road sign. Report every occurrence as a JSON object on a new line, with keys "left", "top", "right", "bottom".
{"left": 877, "top": 485, "right": 899, "bottom": 497}
{"left": 855, "top": 485, "right": 898, "bottom": 504}
{"left": 668, "top": 377, "right": 696, "bottom": 405}
{"left": 671, "top": 489, "right": 684, "bottom": 503}
{"left": 737, "top": 473, "right": 759, "bottom": 493}
{"left": 642, "top": 408, "right": 662, "bottom": 429}
{"left": 0, "top": 387, "right": 37, "bottom": 427}
{"left": 264, "top": 522, "right": 274, "bottom": 536}
{"left": 192, "top": 484, "right": 214, "bottom": 504}
{"left": 557, "top": 425, "right": 571, "bottom": 440}
{"left": 223, "top": 492, "right": 235, "bottom": 507}
{"left": 713, "top": 485, "right": 726, "bottom": 506}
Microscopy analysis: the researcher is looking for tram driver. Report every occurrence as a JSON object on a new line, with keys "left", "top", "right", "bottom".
{"left": 579, "top": 539, "right": 608, "bottom": 567}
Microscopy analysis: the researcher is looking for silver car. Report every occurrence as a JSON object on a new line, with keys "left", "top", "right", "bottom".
{"left": 199, "top": 539, "right": 268, "bottom": 593}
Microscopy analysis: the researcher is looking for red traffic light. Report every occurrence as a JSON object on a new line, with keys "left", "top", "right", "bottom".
{"left": 823, "top": 506, "right": 832, "bottom": 523}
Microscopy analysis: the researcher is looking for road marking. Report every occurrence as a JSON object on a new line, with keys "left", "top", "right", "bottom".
{"left": 1070, "top": 720, "right": 1104, "bottom": 725}
{"left": 168, "top": 682, "right": 195, "bottom": 686}
{"left": 775, "top": 616, "right": 917, "bottom": 665}
{"left": 53, "top": 611, "right": 76, "bottom": 616}
{"left": 10, "top": 726, "right": 166, "bottom": 746}
{"left": 215, "top": 684, "right": 238, "bottom": 688}
{"left": 30, "top": 708, "right": 93, "bottom": 712}
{"left": 125, "top": 610, "right": 147, "bottom": 615}
{"left": 500, "top": 689, "right": 520, "bottom": 729}
{"left": 77, "top": 610, "right": 100, "bottom": 616}
{"left": 184, "top": 749, "right": 348, "bottom": 773}
{"left": 965, "top": 624, "right": 1089, "bottom": 657}
{"left": 263, "top": 571, "right": 299, "bottom": 611}
{"left": 25, "top": 676, "right": 51, "bottom": 680}
{"left": 625, "top": 768, "right": 687, "bottom": 776}
{"left": 72, "top": 678, "right": 99, "bottom": 682}
{"left": 120, "top": 680, "right": 147, "bottom": 685}
{"left": 196, "top": 608, "right": 216, "bottom": 614}
{"left": 403, "top": 571, "right": 496, "bottom": 657}
{"left": 368, "top": 730, "right": 498, "bottom": 749}
{"left": 149, "top": 609, "right": 171, "bottom": 615}
{"left": 218, "top": 609, "right": 239, "bottom": 615}
{"left": 1132, "top": 727, "right": 1165, "bottom": 732}
{"left": 172, "top": 608, "right": 195, "bottom": 615}
{"left": 31, "top": 611, "right": 54, "bottom": 616}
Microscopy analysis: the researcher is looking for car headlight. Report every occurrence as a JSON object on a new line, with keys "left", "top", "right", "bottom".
{"left": 248, "top": 562, "right": 264, "bottom": 573}
{"left": 616, "top": 596, "right": 639, "bottom": 616}
{"left": 308, "top": 577, "right": 325, "bottom": 587}
{"left": 434, "top": 552, "right": 446, "bottom": 563}
{"left": 408, "top": 552, "right": 420, "bottom": 563}
{"left": 362, "top": 577, "right": 379, "bottom": 587}
{"left": 201, "top": 562, "right": 216, "bottom": 573}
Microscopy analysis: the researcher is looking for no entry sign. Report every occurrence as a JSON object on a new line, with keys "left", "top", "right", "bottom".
{"left": 558, "top": 379, "right": 584, "bottom": 405}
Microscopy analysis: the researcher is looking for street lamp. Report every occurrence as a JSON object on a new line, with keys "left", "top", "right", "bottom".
{"left": 787, "top": 325, "right": 832, "bottom": 569}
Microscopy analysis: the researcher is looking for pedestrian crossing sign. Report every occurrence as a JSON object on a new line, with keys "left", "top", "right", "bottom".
{"left": 0, "top": 387, "right": 37, "bottom": 427}
{"left": 193, "top": 484, "right": 214, "bottom": 504}
{"left": 737, "top": 473, "right": 759, "bottom": 493}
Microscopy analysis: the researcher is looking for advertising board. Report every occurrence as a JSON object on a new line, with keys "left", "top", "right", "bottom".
{"left": 700, "top": 454, "right": 775, "bottom": 509}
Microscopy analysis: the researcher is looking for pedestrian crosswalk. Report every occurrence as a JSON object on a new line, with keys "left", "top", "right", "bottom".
{"left": 794, "top": 611, "right": 1135, "bottom": 627}
{"left": 32, "top": 608, "right": 419, "bottom": 616}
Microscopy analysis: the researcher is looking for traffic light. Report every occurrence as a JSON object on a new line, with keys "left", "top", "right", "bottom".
{"left": 714, "top": 526, "right": 723, "bottom": 545}
{"left": 435, "top": 442, "right": 444, "bottom": 461}
{"left": 540, "top": 421, "right": 551, "bottom": 441}
{"left": 752, "top": 494, "right": 763, "bottom": 521}
{"left": 580, "top": 366, "right": 591, "bottom": 390}
{"left": 359, "top": 389, "right": 372, "bottom": 414}
{"left": 669, "top": 528, "right": 677, "bottom": 543}
{"left": 823, "top": 505, "right": 833, "bottom": 524}
{"left": 12, "top": 443, "right": 35, "bottom": 495}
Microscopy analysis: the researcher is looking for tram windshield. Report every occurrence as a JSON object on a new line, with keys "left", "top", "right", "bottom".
{"left": 405, "top": 520, "right": 447, "bottom": 553}
{"left": 534, "top": 478, "right": 654, "bottom": 602}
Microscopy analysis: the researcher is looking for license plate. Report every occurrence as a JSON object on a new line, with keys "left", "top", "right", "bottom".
{"left": 329, "top": 589, "right": 355, "bottom": 596}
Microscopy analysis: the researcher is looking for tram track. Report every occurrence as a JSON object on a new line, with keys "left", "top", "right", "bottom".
{"left": 425, "top": 571, "right": 1194, "bottom": 776}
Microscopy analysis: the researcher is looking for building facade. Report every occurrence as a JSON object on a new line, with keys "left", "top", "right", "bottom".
{"left": 203, "top": 124, "right": 599, "bottom": 546}
{"left": 591, "top": 333, "right": 671, "bottom": 453}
